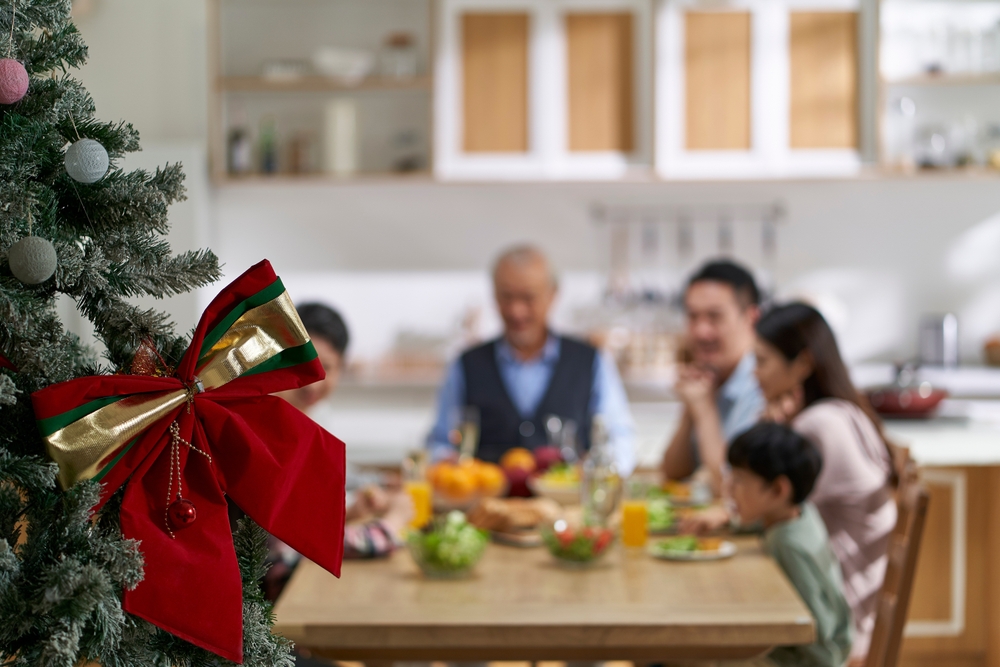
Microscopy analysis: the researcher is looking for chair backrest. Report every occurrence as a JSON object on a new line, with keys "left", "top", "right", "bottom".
{"left": 864, "top": 465, "right": 930, "bottom": 667}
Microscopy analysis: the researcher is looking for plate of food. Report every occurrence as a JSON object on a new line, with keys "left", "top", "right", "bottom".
{"left": 648, "top": 536, "right": 736, "bottom": 561}
{"left": 646, "top": 499, "right": 702, "bottom": 535}
{"left": 527, "top": 463, "right": 581, "bottom": 506}
{"left": 466, "top": 496, "right": 562, "bottom": 547}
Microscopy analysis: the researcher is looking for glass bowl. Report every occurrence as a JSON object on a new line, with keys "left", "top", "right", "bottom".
{"left": 406, "top": 511, "right": 489, "bottom": 579}
{"left": 541, "top": 517, "right": 615, "bottom": 568}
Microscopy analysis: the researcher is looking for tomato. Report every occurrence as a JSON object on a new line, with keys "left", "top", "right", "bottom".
{"left": 594, "top": 530, "right": 612, "bottom": 553}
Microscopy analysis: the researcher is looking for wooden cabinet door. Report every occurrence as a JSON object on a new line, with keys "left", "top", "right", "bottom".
{"left": 462, "top": 12, "right": 530, "bottom": 153}
{"left": 684, "top": 11, "right": 752, "bottom": 151}
{"left": 789, "top": 11, "right": 858, "bottom": 149}
{"left": 566, "top": 12, "right": 635, "bottom": 152}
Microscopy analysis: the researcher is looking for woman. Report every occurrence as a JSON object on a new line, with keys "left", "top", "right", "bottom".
{"left": 753, "top": 302, "right": 897, "bottom": 660}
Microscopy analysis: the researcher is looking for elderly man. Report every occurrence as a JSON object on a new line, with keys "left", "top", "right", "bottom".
{"left": 661, "top": 260, "right": 765, "bottom": 493}
{"left": 428, "top": 245, "right": 635, "bottom": 475}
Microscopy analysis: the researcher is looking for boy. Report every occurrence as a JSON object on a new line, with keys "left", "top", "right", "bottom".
{"left": 727, "top": 422, "right": 853, "bottom": 667}
{"left": 263, "top": 303, "right": 412, "bottom": 601}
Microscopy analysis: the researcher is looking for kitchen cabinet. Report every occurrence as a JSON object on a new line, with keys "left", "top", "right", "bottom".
{"left": 461, "top": 13, "right": 530, "bottom": 153}
{"left": 567, "top": 12, "right": 636, "bottom": 152}
{"left": 684, "top": 11, "right": 752, "bottom": 151}
{"left": 206, "top": 0, "right": 1000, "bottom": 182}
{"left": 897, "top": 466, "right": 1000, "bottom": 667}
{"left": 789, "top": 11, "right": 858, "bottom": 149}
{"left": 434, "top": 0, "right": 653, "bottom": 180}
{"left": 655, "top": 0, "right": 862, "bottom": 179}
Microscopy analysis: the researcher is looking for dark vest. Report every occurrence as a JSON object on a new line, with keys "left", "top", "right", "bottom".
{"left": 461, "top": 336, "right": 597, "bottom": 463}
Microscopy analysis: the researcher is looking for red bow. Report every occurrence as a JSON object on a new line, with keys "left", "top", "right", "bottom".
{"left": 32, "top": 260, "right": 346, "bottom": 662}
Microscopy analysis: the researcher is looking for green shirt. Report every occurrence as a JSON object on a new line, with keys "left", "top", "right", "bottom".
{"left": 765, "top": 503, "right": 854, "bottom": 667}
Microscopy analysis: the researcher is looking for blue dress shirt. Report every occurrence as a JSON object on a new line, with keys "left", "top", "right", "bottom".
{"left": 427, "top": 335, "right": 637, "bottom": 475}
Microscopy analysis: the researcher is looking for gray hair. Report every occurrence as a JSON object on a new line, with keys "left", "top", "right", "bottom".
{"left": 492, "top": 244, "right": 558, "bottom": 288}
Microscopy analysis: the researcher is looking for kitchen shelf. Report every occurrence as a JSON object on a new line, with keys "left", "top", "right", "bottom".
{"left": 211, "top": 170, "right": 434, "bottom": 186}
{"left": 217, "top": 75, "right": 432, "bottom": 93}
{"left": 883, "top": 72, "right": 1000, "bottom": 86}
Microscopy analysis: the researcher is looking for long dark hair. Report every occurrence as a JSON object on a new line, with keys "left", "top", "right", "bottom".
{"left": 756, "top": 302, "right": 895, "bottom": 475}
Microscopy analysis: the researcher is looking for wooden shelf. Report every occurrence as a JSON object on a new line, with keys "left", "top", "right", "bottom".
{"left": 883, "top": 72, "right": 1000, "bottom": 86}
{"left": 211, "top": 170, "right": 434, "bottom": 186}
{"left": 217, "top": 75, "right": 432, "bottom": 93}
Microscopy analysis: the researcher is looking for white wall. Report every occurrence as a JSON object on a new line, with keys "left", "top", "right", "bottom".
{"left": 74, "top": 0, "right": 208, "bottom": 143}
{"left": 211, "top": 176, "right": 1000, "bottom": 364}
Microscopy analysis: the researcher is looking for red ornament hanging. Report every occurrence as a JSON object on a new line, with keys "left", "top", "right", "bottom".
{"left": 168, "top": 498, "right": 197, "bottom": 529}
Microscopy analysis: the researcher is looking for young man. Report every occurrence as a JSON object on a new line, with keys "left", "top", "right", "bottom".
{"left": 428, "top": 245, "right": 635, "bottom": 475}
{"left": 727, "top": 422, "right": 854, "bottom": 667}
{"left": 661, "top": 260, "right": 764, "bottom": 493}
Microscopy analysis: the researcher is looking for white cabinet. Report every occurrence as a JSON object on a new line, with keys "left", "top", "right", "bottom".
{"left": 655, "top": 0, "right": 862, "bottom": 179}
{"left": 434, "top": 0, "right": 653, "bottom": 180}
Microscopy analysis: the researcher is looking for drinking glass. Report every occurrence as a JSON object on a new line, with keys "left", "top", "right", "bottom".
{"left": 621, "top": 480, "right": 649, "bottom": 548}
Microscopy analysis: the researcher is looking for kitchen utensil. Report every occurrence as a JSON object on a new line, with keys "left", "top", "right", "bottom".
{"left": 866, "top": 362, "right": 948, "bottom": 418}
{"left": 919, "top": 313, "right": 959, "bottom": 367}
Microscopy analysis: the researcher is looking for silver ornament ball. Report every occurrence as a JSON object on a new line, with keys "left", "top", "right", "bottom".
{"left": 65, "top": 138, "right": 109, "bottom": 184}
{"left": 8, "top": 236, "right": 58, "bottom": 285}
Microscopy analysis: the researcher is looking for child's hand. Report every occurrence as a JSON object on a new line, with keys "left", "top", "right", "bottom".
{"left": 356, "top": 486, "right": 390, "bottom": 517}
{"left": 677, "top": 505, "right": 730, "bottom": 535}
{"left": 380, "top": 491, "right": 415, "bottom": 537}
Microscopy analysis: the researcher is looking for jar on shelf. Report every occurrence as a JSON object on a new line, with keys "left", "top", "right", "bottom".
{"left": 380, "top": 32, "right": 419, "bottom": 80}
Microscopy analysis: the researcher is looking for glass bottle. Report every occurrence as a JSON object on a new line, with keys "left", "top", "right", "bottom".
{"left": 580, "top": 416, "right": 622, "bottom": 526}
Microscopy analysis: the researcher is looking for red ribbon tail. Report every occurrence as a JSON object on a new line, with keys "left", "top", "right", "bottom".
{"left": 120, "top": 418, "right": 244, "bottom": 662}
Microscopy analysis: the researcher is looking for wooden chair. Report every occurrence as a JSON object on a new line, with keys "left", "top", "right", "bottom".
{"left": 862, "top": 451, "right": 930, "bottom": 667}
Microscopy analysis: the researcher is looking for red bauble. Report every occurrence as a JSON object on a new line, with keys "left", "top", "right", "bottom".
{"left": 0, "top": 59, "right": 29, "bottom": 105}
{"left": 168, "top": 498, "right": 197, "bottom": 529}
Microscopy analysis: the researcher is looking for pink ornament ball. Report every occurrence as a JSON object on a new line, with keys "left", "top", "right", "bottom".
{"left": 0, "top": 59, "right": 29, "bottom": 105}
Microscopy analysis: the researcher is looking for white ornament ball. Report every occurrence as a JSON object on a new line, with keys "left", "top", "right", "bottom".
{"left": 0, "top": 58, "right": 28, "bottom": 105}
{"left": 65, "top": 138, "right": 109, "bottom": 184}
{"left": 8, "top": 236, "right": 58, "bottom": 285}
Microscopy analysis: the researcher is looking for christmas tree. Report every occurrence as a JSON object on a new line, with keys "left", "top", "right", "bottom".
{"left": 0, "top": 1, "right": 296, "bottom": 665}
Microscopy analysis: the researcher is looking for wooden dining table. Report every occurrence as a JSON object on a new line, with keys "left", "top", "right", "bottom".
{"left": 275, "top": 538, "right": 814, "bottom": 661}
{"left": 273, "top": 535, "right": 814, "bottom": 662}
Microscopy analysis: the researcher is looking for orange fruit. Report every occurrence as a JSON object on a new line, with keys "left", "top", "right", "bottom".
{"left": 427, "top": 462, "right": 453, "bottom": 490}
{"left": 474, "top": 462, "right": 507, "bottom": 496}
{"left": 439, "top": 466, "right": 477, "bottom": 500}
{"left": 500, "top": 447, "right": 536, "bottom": 473}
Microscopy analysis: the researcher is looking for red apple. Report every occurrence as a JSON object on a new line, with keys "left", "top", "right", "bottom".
{"left": 504, "top": 466, "right": 532, "bottom": 497}
{"left": 532, "top": 445, "right": 562, "bottom": 473}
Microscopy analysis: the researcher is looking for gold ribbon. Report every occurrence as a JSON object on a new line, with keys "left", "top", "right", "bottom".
{"left": 45, "top": 291, "right": 310, "bottom": 489}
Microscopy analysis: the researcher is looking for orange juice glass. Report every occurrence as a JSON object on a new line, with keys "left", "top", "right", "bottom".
{"left": 621, "top": 499, "right": 648, "bottom": 547}
{"left": 405, "top": 480, "right": 433, "bottom": 529}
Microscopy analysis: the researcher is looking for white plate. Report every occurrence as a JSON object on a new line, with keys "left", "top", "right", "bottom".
{"left": 648, "top": 540, "right": 737, "bottom": 561}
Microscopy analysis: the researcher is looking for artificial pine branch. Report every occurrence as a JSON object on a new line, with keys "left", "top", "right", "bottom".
{"left": 0, "top": 1, "right": 291, "bottom": 665}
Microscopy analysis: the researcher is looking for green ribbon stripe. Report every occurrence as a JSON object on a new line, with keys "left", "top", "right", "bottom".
{"left": 92, "top": 435, "right": 141, "bottom": 483}
{"left": 240, "top": 342, "right": 318, "bottom": 378}
{"left": 197, "top": 277, "right": 287, "bottom": 360}
{"left": 37, "top": 395, "right": 126, "bottom": 437}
